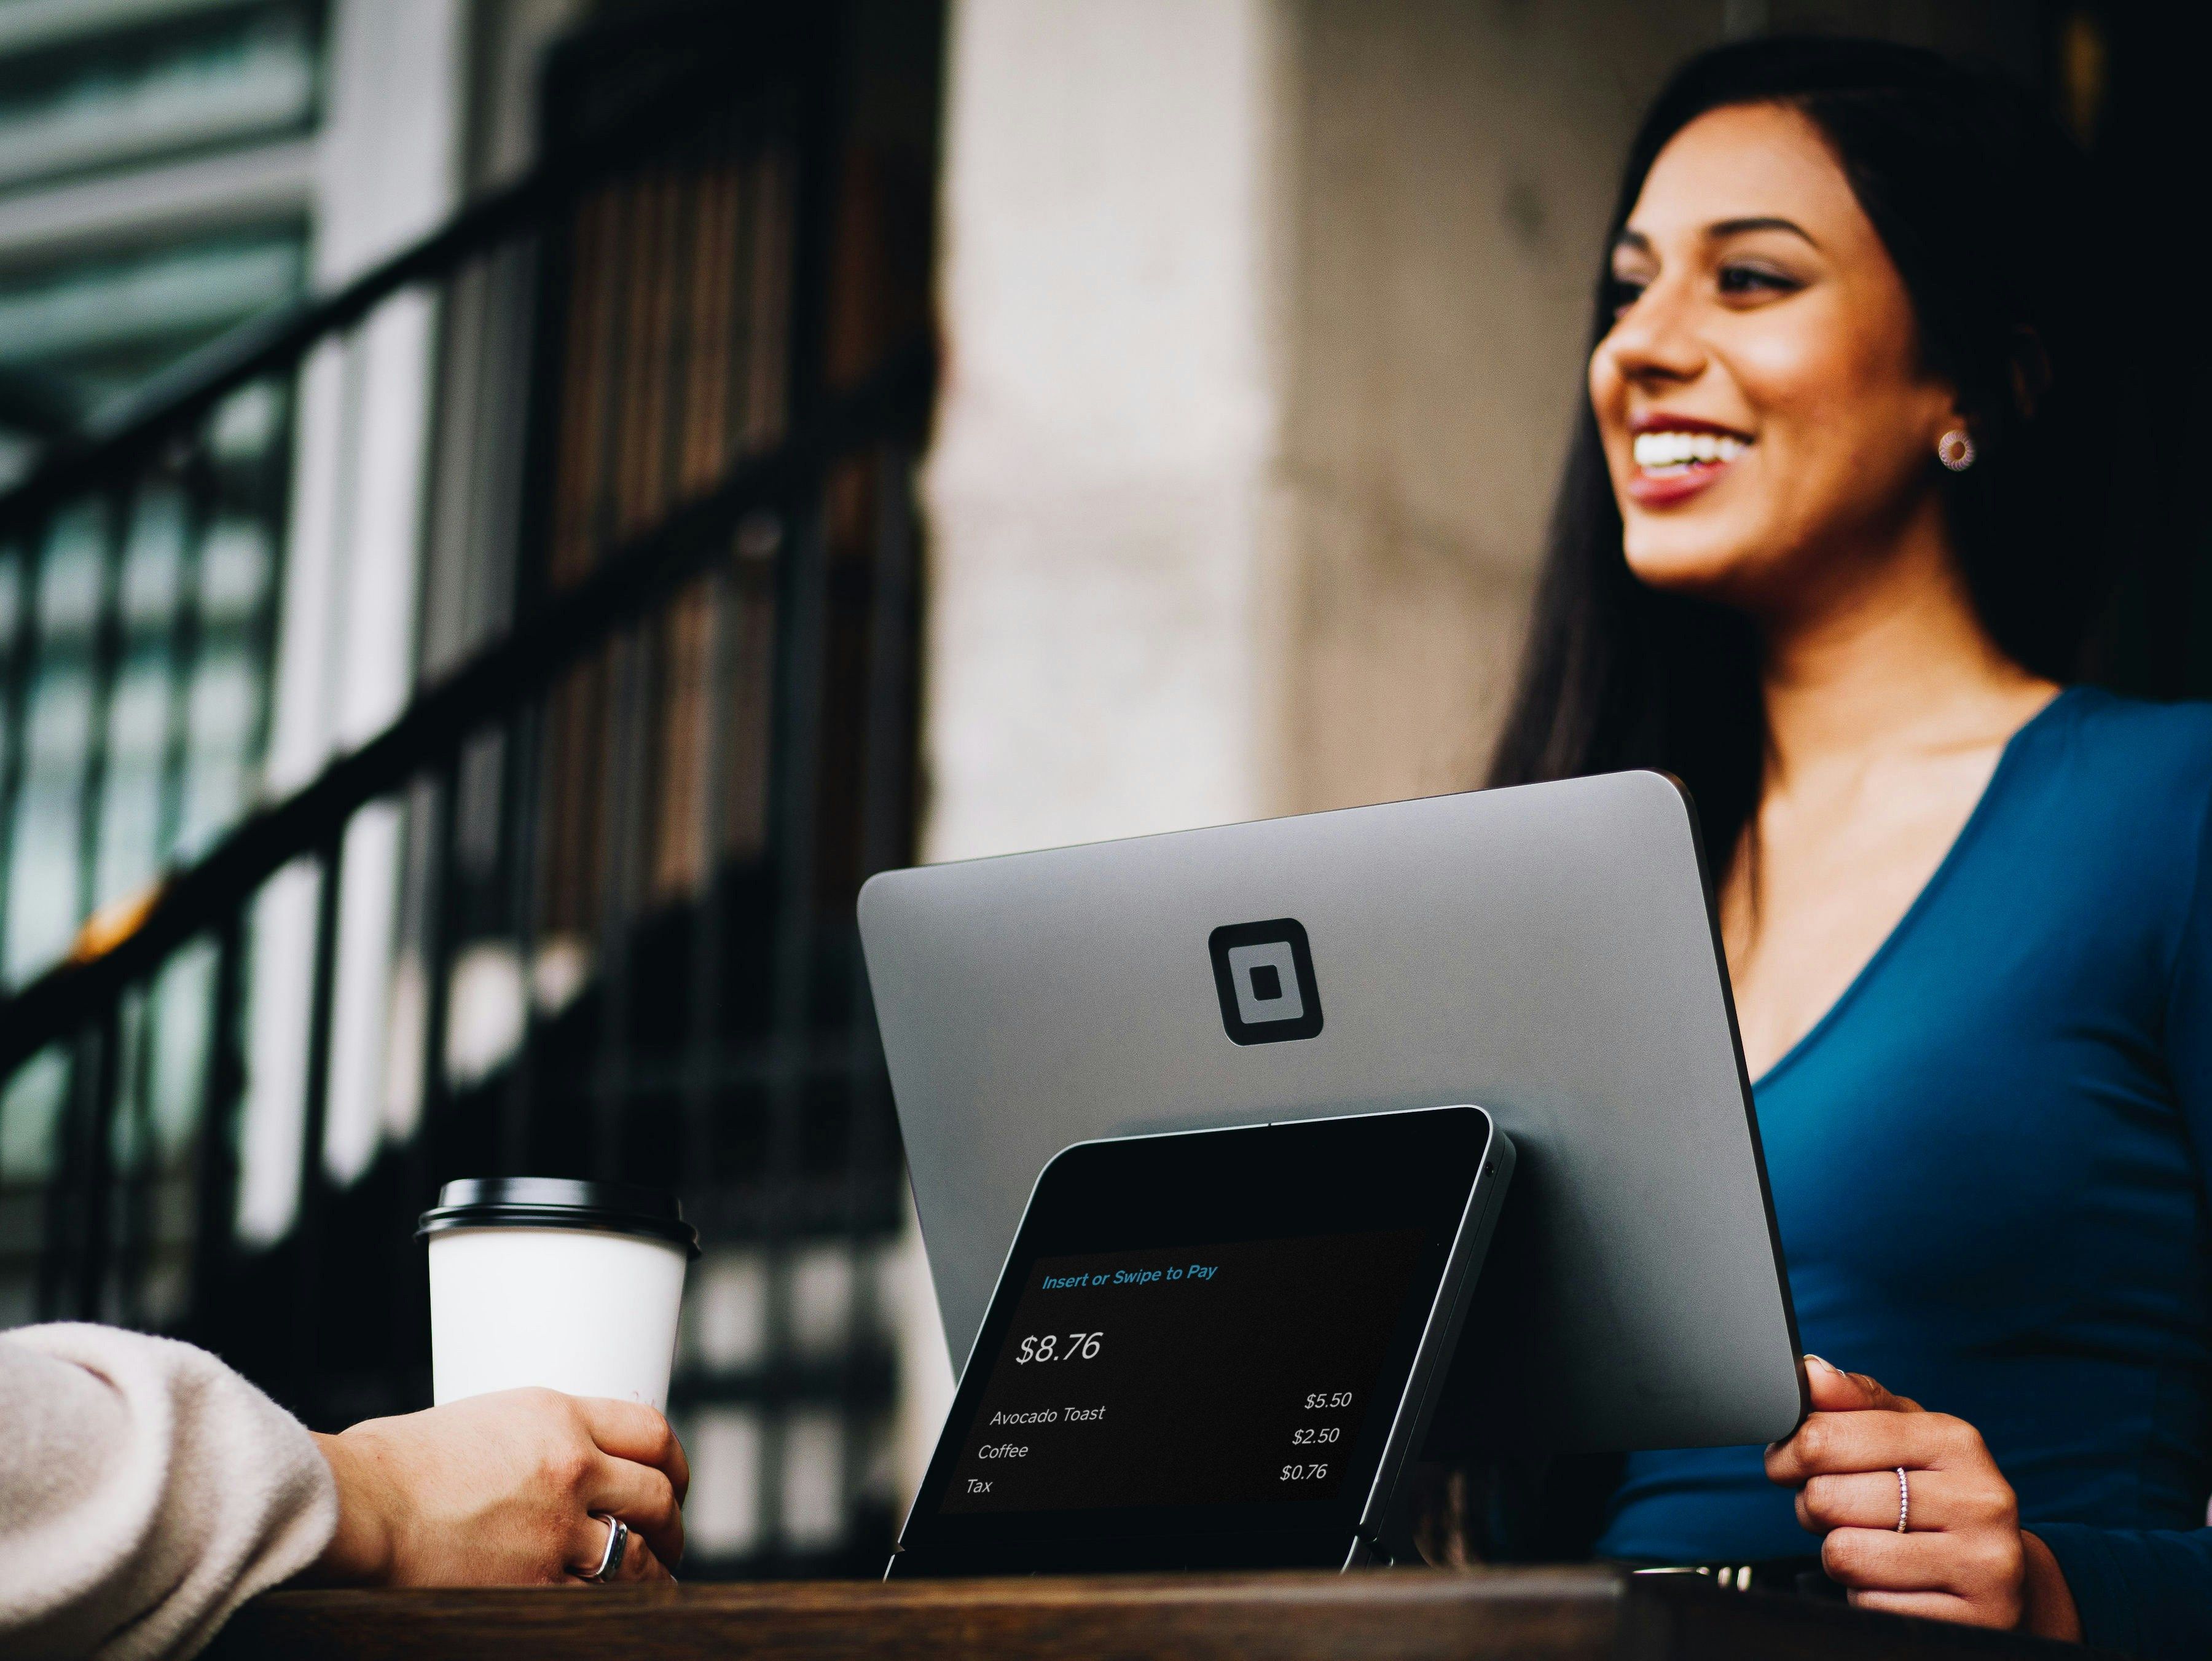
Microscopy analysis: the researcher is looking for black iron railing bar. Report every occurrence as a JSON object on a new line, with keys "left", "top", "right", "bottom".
{"left": 858, "top": 447, "right": 919, "bottom": 929}
{"left": 766, "top": 495, "right": 829, "bottom": 1200}
{"left": 382, "top": 768, "right": 449, "bottom": 1383}
{"left": 478, "top": 242, "right": 539, "bottom": 634}
{"left": 756, "top": 83, "right": 842, "bottom": 1536}
{"left": 74, "top": 489, "right": 134, "bottom": 932}
{"left": 649, "top": 127, "right": 720, "bottom": 1191}
{"left": 648, "top": 144, "right": 707, "bottom": 1176}
{"left": 678, "top": 143, "right": 776, "bottom": 1200}
{"left": 33, "top": 1029, "right": 77, "bottom": 1316}
{"left": 79, "top": 1005, "right": 125, "bottom": 1320}
{"left": 756, "top": 509, "right": 823, "bottom": 1557}
{"left": 728, "top": 151, "right": 769, "bottom": 453}
{"left": 497, "top": 697, "right": 546, "bottom": 1173}
{"left": 417, "top": 254, "right": 498, "bottom": 680}
{"left": 571, "top": 173, "right": 644, "bottom": 1181}
{"left": 756, "top": 491, "right": 833, "bottom": 1557}
{"left": 155, "top": 456, "right": 215, "bottom": 889}
{"left": 581, "top": 182, "right": 637, "bottom": 590}
{"left": 584, "top": 180, "right": 661, "bottom": 1177}
{"left": 0, "top": 506, "right": 56, "bottom": 960}
{"left": 590, "top": 616, "right": 649, "bottom": 1181}
{"left": 184, "top": 917, "right": 244, "bottom": 1337}
{"left": 659, "top": 137, "right": 706, "bottom": 528}
{"left": 842, "top": 439, "right": 920, "bottom": 1222}
{"left": 684, "top": 549, "right": 740, "bottom": 1192}
{"left": 118, "top": 984, "right": 157, "bottom": 1330}
{"left": 38, "top": 1005, "right": 124, "bottom": 1321}
{"left": 291, "top": 830, "right": 347, "bottom": 1398}
{"left": 0, "top": 342, "right": 933, "bottom": 1078}
{"left": 415, "top": 756, "right": 462, "bottom": 1217}
{"left": 783, "top": 26, "right": 842, "bottom": 432}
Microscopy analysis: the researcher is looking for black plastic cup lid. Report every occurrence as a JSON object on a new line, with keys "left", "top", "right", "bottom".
{"left": 416, "top": 1177, "right": 701, "bottom": 1258}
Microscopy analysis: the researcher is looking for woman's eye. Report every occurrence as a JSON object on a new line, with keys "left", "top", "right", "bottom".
{"left": 1717, "top": 263, "right": 1800, "bottom": 298}
{"left": 1606, "top": 276, "right": 1648, "bottom": 315}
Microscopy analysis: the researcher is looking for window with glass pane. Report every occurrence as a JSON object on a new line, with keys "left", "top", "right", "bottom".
{"left": 0, "top": 229, "right": 302, "bottom": 983}
{"left": 0, "top": 0, "right": 323, "bottom": 197}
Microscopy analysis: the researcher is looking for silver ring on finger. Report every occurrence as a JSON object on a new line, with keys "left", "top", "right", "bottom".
{"left": 581, "top": 1512, "right": 630, "bottom": 1582}
{"left": 1894, "top": 1467, "right": 1910, "bottom": 1534}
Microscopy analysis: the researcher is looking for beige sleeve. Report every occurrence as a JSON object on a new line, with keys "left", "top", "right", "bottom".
{"left": 0, "top": 1324, "right": 337, "bottom": 1661}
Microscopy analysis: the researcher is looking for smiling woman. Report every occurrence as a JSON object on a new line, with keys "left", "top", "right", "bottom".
{"left": 1484, "top": 37, "right": 2210, "bottom": 1661}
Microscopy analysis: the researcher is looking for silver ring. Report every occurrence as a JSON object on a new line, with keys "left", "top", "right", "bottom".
{"left": 1895, "top": 1467, "right": 1910, "bottom": 1534}
{"left": 581, "top": 1512, "right": 629, "bottom": 1582}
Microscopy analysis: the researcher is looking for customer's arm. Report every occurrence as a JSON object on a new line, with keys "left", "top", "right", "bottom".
{"left": 0, "top": 1324, "right": 335, "bottom": 1661}
{"left": 3, "top": 1325, "right": 689, "bottom": 1661}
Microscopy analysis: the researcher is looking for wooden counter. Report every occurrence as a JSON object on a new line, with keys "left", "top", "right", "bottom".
{"left": 207, "top": 1566, "right": 2104, "bottom": 1660}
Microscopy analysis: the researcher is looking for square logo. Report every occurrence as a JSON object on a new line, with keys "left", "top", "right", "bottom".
{"left": 1208, "top": 918, "right": 1324, "bottom": 1045}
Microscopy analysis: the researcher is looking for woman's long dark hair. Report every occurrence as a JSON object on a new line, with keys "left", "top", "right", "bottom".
{"left": 1486, "top": 37, "right": 2112, "bottom": 867}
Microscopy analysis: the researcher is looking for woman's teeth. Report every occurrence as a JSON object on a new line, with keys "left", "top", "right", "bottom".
{"left": 1633, "top": 430, "right": 1747, "bottom": 473}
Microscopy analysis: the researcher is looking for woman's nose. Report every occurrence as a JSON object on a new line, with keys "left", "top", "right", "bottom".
{"left": 1599, "top": 281, "right": 1708, "bottom": 388}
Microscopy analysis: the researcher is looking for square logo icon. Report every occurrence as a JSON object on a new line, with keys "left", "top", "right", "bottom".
{"left": 1208, "top": 918, "right": 1324, "bottom": 1045}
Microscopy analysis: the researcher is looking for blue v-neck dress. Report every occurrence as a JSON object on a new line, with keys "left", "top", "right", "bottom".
{"left": 1594, "top": 688, "right": 2212, "bottom": 1658}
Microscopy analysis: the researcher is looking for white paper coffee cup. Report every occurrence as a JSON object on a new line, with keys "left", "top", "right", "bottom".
{"left": 418, "top": 1178, "right": 700, "bottom": 1413}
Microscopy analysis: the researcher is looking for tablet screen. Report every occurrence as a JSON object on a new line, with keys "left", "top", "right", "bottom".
{"left": 939, "top": 1228, "right": 1425, "bottom": 1514}
{"left": 896, "top": 1106, "right": 1502, "bottom": 1566}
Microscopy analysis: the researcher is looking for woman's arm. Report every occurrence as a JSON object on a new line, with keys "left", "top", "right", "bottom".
{"left": 2003, "top": 768, "right": 2212, "bottom": 1654}
{"left": 0, "top": 1324, "right": 336, "bottom": 1661}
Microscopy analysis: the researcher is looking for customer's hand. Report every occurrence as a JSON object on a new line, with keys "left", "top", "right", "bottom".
{"left": 308, "top": 1388, "right": 688, "bottom": 1586}
{"left": 1764, "top": 1356, "right": 2077, "bottom": 1638}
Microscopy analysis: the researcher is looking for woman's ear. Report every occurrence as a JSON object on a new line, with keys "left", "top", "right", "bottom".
{"left": 1932, "top": 385, "right": 1974, "bottom": 454}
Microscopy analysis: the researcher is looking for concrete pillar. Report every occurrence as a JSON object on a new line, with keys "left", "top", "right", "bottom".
{"left": 922, "top": 0, "right": 1288, "bottom": 865}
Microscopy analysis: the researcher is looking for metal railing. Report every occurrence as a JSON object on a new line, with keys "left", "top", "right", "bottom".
{"left": 0, "top": 8, "right": 931, "bottom": 1577}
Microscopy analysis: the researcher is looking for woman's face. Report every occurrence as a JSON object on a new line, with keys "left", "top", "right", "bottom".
{"left": 1590, "top": 102, "right": 1961, "bottom": 615}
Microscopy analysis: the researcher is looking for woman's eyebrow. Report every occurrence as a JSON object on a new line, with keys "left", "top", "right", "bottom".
{"left": 1612, "top": 228, "right": 1654, "bottom": 257}
{"left": 1706, "top": 215, "right": 1819, "bottom": 247}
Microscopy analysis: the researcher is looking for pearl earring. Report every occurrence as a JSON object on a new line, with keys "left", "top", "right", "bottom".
{"left": 1937, "top": 428, "right": 1977, "bottom": 471}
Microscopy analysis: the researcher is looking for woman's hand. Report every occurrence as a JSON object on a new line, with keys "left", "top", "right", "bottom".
{"left": 308, "top": 1388, "right": 689, "bottom": 1586}
{"left": 1765, "top": 1357, "right": 2077, "bottom": 1638}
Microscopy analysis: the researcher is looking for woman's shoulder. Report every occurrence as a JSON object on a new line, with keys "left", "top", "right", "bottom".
{"left": 2019, "top": 685, "right": 2212, "bottom": 843}
{"left": 2041, "top": 685, "right": 2212, "bottom": 774}
{"left": 1988, "top": 689, "right": 2212, "bottom": 977}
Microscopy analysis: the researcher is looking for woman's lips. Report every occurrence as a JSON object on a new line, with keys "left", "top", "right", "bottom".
{"left": 1625, "top": 425, "right": 1751, "bottom": 507}
{"left": 1626, "top": 461, "right": 1735, "bottom": 506}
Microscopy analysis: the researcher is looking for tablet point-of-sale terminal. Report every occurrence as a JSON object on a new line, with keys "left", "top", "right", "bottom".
{"left": 888, "top": 1105, "right": 1513, "bottom": 1576}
